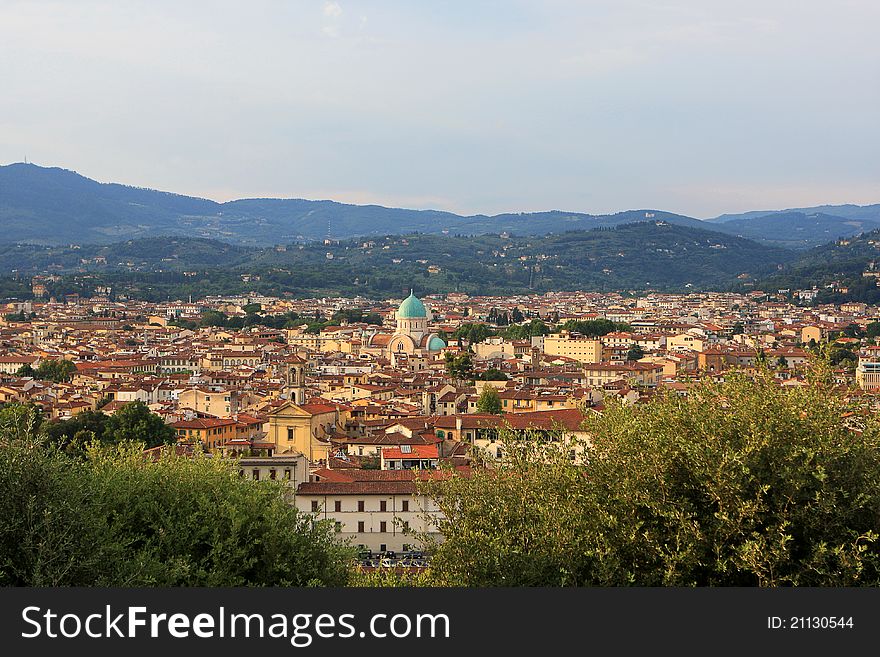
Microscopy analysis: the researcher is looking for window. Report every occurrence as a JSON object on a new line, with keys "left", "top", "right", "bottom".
{"left": 357, "top": 500, "right": 365, "bottom": 512}
{"left": 402, "top": 500, "right": 409, "bottom": 512}
{"left": 380, "top": 521, "right": 387, "bottom": 533}
{"left": 380, "top": 544, "right": 387, "bottom": 552}
{"left": 380, "top": 501, "right": 387, "bottom": 512}
{"left": 284, "top": 469, "right": 291, "bottom": 480}
{"left": 357, "top": 521, "right": 365, "bottom": 533}
{"left": 334, "top": 500, "right": 342, "bottom": 512}
{"left": 269, "top": 469, "right": 276, "bottom": 480}
{"left": 311, "top": 500, "right": 319, "bottom": 512}
{"left": 252, "top": 469, "right": 260, "bottom": 480}
{"left": 287, "top": 427, "right": 295, "bottom": 441}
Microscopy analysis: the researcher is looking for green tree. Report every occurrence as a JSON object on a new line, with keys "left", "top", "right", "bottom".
{"left": 200, "top": 310, "right": 228, "bottom": 327}
{"left": 420, "top": 370, "right": 880, "bottom": 586}
{"left": 626, "top": 344, "right": 645, "bottom": 361}
{"left": 45, "top": 409, "right": 110, "bottom": 453}
{"left": 444, "top": 352, "right": 474, "bottom": 382}
{"left": 103, "top": 401, "right": 175, "bottom": 448}
{"left": 828, "top": 346, "right": 858, "bottom": 369}
{"left": 35, "top": 359, "right": 77, "bottom": 382}
{"left": 0, "top": 402, "right": 44, "bottom": 442}
{"left": 866, "top": 321, "right": 880, "bottom": 339}
{"left": 559, "top": 319, "right": 629, "bottom": 337}
{"left": 503, "top": 319, "right": 550, "bottom": 340}
{"left": 452, "top": 323, "right": 494, "bottom": 344}
{"left": 0, "top": 439, "right": 351, "bottom": 586}
{"left": 476, "top": 386, "right": 503, "bottom": 415}
{"left": 15, "top": 363, "right": 35, "bottom": 378}
{"left": 477, "top": 368, "right": 509, "bottom": 381}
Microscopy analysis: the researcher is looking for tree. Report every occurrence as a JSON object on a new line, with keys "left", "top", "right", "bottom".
{"left": 103, "top": 401, "right": 176, "bottom": 449}
{"left": 731, "top": 322, "right": 744, "bottom": 335}
{"left": 420, "top": 370, "right": 880, "bottom": 586}
{"left": 0, "top": 439, "right": 351, "bottom": 586}
{"left": 45, "top": 409, "right": 110, "bottom": 453}
{"left": 477, "top": 368, "right": 509, "bottom": 381}
{"left": 867, "top": 321, "right": 880, "bottom": 339}
{"left": 777, "top": 355, "right": 788, "bottom": 369}
{"left": 828, "top": 346, "right": 858, "bottom": 370}
{"left": 558, "top": 319, "right": 629, "bottom": 337}
{"left": 444, "top": 352, "right": 474, "bottom": 382}
{"left": 35, "top": 359, "right": 77, "bottom": 382}
{"left": 503, "top": 319, "right": 550, "bottom": 340}
{"left": 242, "top": 303, "right": 262, "bottom": 314}
{"left": 15, "top": 363, "right": 35, "bottom": 378}
{"left": 841, "top": 323, "right": 863, "bottom": 339}
{"left": 626, "top": 344, "right": 645, "bottom": 361}
{"left": 476, "top": 386, "right": 503, "bottom": 415}
{"left": 452, "top": 323, "right": 493, "bottom": 344}
{"left": 200, "top": 310, "right": 228, "bottom": 327}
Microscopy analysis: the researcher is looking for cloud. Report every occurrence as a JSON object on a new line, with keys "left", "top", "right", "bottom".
{"left": 323, "top": 2, "right": 342, "bottom": 19}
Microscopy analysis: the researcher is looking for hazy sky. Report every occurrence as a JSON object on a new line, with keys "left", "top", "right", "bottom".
{"left": 1, "top": 0, "right": 878, "bottom": 218}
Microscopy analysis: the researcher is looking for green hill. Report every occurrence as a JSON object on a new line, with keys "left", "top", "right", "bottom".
{"left": 755, "top": 229, "right": 880, "bottom": 303}
{"left": 0, "top": 223, "right": 795, "bottom": 300}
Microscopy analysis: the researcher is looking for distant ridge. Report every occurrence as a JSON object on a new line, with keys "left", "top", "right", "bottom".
{"left": 0, "top": 163, "right": 878, "bottom": 249}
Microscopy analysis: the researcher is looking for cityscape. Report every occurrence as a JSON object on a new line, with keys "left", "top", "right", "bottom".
{"left": 3, "top": 278, "right": 880, "bottom": 575}
{"left": 2, "top": 7, "right": 880, "bottom": 641}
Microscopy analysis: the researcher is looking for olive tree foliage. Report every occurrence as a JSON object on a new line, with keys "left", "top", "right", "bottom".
{"left": 0, "top": 423, "right": 351, "bottom": 586}
{"left": 420, "top": 369, "right": 880, "bottom": 586}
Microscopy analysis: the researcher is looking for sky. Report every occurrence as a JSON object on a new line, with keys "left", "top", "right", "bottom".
{"left": 1, "top": 0, "right": 878, "bottom": 218}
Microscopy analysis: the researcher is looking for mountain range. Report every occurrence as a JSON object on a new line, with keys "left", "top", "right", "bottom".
{"left": 2, "top": 163, "right": 879, "bottom": 249}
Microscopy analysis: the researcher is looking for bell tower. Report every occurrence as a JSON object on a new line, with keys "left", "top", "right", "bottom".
{"left": 283, "top": 357, "right": 306, "bottom": 405}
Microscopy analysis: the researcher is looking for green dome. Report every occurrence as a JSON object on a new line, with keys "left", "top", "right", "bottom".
{"left": 428, "top": 335, "right": 446, "bottom": 351}
{"left": 397, "top": 291, "right": 427, "bottom": 318}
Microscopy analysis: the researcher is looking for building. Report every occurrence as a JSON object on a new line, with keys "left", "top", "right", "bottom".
{"left": 267, "top": 400, "right": 344, "bottom": 463}
{"left": 171, "top": 417, "right": 238, "bottom": 450}
{"left": 177, "top": 387, "right": 238, "bottom": 417}
{"left": 856, "top": 355, "right": 880, "bottom": 391}
{"left": 543, "top": 332, "right": 602, "bottom": 363}
{"left": 380, "top": 444, "right": 439, "bottom": 470}
{"left": 237, "top": 453, "right": 309, "bottom": 490}
{"left": 296, "top": 472, "right": 444, "bottom": 552}
{"left": 386, "top": 292, "right": 446, "bottom": 367}
{"left": 583, "top": 362, "right": 664, "bottom": 387}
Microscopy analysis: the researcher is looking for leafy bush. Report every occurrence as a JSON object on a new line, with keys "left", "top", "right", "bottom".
{"left": 0, "top": 432, "right": 351, "bottom": 586}
{"left": 421, "top": 370, "right": 880, "bottom": 586}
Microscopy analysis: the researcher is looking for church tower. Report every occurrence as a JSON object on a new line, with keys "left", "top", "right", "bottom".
{"left": 282, "top": 356, "right": 306, "bottom": 405}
